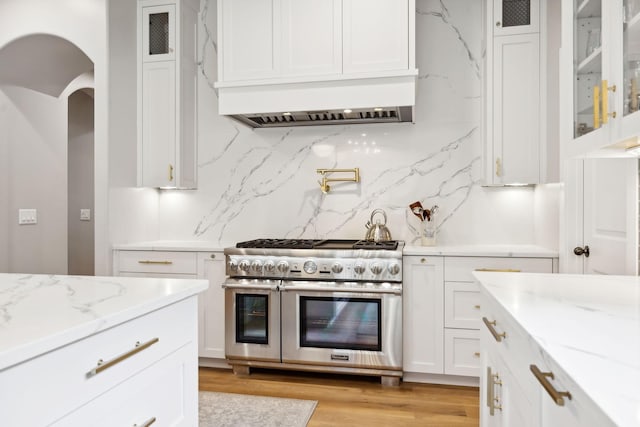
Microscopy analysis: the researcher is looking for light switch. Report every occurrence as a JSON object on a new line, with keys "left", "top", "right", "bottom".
{"left": 80, "top": 209, "right": 91, "bottom": 221}
{"left": 18, "top": 209, "right": 37, "bottom": 225}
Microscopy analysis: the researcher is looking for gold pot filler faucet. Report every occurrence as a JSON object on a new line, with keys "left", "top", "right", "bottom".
{"left": 316, "top": 168, "right": 360, "bottom": 193}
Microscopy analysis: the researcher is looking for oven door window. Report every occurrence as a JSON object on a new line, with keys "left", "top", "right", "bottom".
{"left": 299, "top": 296, "right": 381, "bottom": 351}
{"left": 235, "top": 294, "right": 269, "bottom": 344}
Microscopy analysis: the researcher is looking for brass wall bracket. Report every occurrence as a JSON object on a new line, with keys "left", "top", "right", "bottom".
{"left": 316, "top": 168, "right": 360, "bottom": 193}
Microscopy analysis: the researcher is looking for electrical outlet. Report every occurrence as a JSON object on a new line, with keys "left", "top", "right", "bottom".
{"left": 80, "top": 209, "right": 91, "bottom": 221}
{"left": 18, "top": 209, "right": 37, "bottom": 225}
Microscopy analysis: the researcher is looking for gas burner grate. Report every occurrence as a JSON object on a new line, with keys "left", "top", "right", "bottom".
{"left": 352, "top": 240, "right": 399, "bottom": 250}
{"left": 236, "top": 239, "right": 324, "bottom": 249}
{"left": 235, "top": 238, "right": 399, "bottom": 251}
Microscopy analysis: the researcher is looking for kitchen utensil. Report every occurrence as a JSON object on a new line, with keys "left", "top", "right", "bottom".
{"left": 425, "top": 205, "right": 439, "bottom": 222}
{"left": 409, "top": 201, "right": 424, "bottom": 221}
{"left": 364, "top": 209, "right": 393, "bottom": 242}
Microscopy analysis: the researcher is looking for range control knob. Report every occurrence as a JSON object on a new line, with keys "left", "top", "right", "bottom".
{"left": 263, "top": 260, "right": 276, "bottom": 273}
{"left": 331, "top": 263, "right": 344, "bottom": 274}
{"left": 238, "top": 260, "right": 250, "bottom": 272}
{"left": 229, "top": 259, "right": 238, "bottom": 271}
{"left": 370, "top": 263, "right": 383, "bottom": 275}
{"left": 354, "top": 263, "right": 366, "bottom": 275}
{"left": 277, "top": 261, "right": 290, "bottom": 274}
{"left": 250, "top": 260, "right": 263, "bottom": 273}
{"left": 388, "top": 263, "right": 400, "bottom": 275}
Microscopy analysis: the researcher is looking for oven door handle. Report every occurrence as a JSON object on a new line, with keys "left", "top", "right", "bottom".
{"left": 280, "top": 283, "right": 401, "bottom": 295}
{"left": 222, "top": 280, "right": 280, "bottom": 292}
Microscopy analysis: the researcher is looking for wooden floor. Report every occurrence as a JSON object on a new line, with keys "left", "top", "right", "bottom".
{"left": 199, "top": 367, "right": 479, "bottom": 426}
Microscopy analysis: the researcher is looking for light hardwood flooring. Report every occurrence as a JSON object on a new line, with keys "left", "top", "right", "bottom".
{"left": 199, "top": 367, "right": 479, "bottom": 426}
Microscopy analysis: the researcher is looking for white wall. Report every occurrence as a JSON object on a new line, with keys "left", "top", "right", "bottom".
{"left": 136, "top": 0, "right": 543, "bottom": 246}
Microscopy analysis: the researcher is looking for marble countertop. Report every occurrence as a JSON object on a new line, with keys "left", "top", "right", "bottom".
{"left": 474, "top": 271, "right": 640, "bottom": 427}
{"left": 0, "top": 274, "right": 208, "bottom": 371}
{"left": 114, "top": 241, "right": 559, "bottom": 258}
{"left": 403, "top": 244, "right": 558, "bottom": 257}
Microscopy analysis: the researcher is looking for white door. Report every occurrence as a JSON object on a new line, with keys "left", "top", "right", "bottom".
{"left": 580, "top": 158, "right": 638, "bottom": 274}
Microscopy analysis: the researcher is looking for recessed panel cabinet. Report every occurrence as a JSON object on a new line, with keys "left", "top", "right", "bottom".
{"left": 138, "top": 0, "right": 197, "bottom": 188}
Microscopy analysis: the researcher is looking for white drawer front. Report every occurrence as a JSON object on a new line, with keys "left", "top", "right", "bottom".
{"left": 444, "top": 328, "right": 480, "bottom": 377}
{"left": 1, "top": 297, "right": 197, "bottom": 426}
{"left": 445, "top": 282, "right": 481, "bottom": 329}
{"left": 117, "top": 250, "right": 197, "bottom": 275}
{"left": 445, "top": 256, "right": 553, "bottom": 282}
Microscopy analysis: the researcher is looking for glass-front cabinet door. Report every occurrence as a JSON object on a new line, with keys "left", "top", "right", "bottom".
{"left": 621, "top": 0, "right": 640, "bottom": 138}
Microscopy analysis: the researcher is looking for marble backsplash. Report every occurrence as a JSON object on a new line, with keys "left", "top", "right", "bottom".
{"left": 152, "top": 0, "right": 544, "bottom": 247}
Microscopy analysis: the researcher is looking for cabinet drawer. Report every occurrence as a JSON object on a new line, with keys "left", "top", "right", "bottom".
{"left": 445, "top": 256, "right": 553, "bottom": 282}
{"left": 117, "top": 250, "right": 197, "bottom": 275}
{"left": 444, "top": 328, "right": 480, "bottom": 377}
{"left": 444, "top": 282, "right": 481, "bottom": 329}
{"left": 1, "top": 297, "right": 197, "bottom": 426}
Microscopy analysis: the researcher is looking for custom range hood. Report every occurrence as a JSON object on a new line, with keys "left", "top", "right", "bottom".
{"left": 215, "top": 72, "right": 418, "bottom": 128}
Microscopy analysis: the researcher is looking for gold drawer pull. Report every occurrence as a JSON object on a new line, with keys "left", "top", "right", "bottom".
{"left": 134, "top": 417, "right": 157, "bottom": 427}
{"left": 474, "top": 304, "right": 481, "bottom": 309}
{"left": 474, "top": 352, "right": 480, "bottom": 357}
{"left": 138, "top": 260, "right": 173, "bottom": 265}
{"left": 530, "top": 364, "right": 572, "bottom": 406}
{"left": 486, "top": 367, "right": 502, "bottom": 415}
{"left": 482, "top": 317, "right": 506, "bottom": 342}
{"left": 475, "top": 268, "right": 521, "bottom": 272}
{"left": 87, "top": 337, "right": 159, "bottom": 377}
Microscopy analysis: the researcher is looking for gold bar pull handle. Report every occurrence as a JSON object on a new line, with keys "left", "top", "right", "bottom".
{"left": 495, "top": 157, "right": 502, "bottom": 177}
{"left": 593, "top": 84, "right": 601, "bottom": 129}
{"left": 530, "top": 364, "right": 572, "bottom": 406}
{"left": 133, "top": 417, "right": 157, "bottom": 427}
{"left": 138, "top": 260, "right": 173, "bottom": 265}
{"left": 169, "top": 164, "right": 174, "bottom": 182}
{"left": 87, "top": 337, "right": 160, "bottom": 377}
{"left": 601, "top": 80, "right": 617, "bottom": 124}
{"left": 482, "top": 317, "right": 506, "bottom": 342}
{"left": 486, "top": 367, "right": 502, "bottom": 415}
{"left": 475, "top": 268, "right": 521, "bottom": 273}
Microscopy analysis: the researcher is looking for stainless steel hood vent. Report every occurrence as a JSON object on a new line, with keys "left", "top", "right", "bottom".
{"left": 230, "top": 106, "right": 413, "bottom": 128}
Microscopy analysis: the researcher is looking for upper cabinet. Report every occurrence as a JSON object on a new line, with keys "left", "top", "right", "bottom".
{"left": 562, "top": 0, "right": 640, "bottom": 158}
{"left": 137, "top": 0, "right": 198, "bottom": 189}
{"left": 483, "top": 0, "right": 558, "bottom": 185}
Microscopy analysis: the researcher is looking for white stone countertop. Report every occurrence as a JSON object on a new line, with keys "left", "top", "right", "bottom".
{"left": 0, "top": 273, "right": 208, "bottom": 371}
{"left": 403, "top": 244, "right": 558, "bottom": 258}
{"left": 474, "top": 271, "right": 640, "bottom": 427}
{"left": 114, "top": 241, "right": 559, "bottom": 258}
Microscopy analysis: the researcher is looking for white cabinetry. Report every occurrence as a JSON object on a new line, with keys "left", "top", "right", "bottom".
{"left": 402, "top": 256, "right": 444, "bottom": 375}
{"left": 480, "top": 286, "right": 614, "bottom": 427}
{"left": 484, "top": 0, "right": 556, "bottom": 184}
{"left": 2, "top": 297, "right": 198, "bottom": 426}
{"left": 562, "top": 0, "right": 640, "bottom": 157}
{"left": 138, "top": 0, "right": 197, "bottom": 188}
{"left": 113, "top": 249, "right": 228, "bottom": 364}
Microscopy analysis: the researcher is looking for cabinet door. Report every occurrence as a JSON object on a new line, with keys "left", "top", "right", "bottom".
{"left": 343, "top": 0, "right": 410, "bottom": 73}
{"left": 281, "top": 0, "right": 341, "bottom": 77}
{"left": 220, "top": 0, "right": 281, "bottom": 81}
{"left": 197, "top": 252, "right": 226, "bottom": 359}
{"left": 491, "top": 33, "right": 540, "bottom": 184}
{"left": 402, "top": 256, "right": 444, "bottom": 374}
{"left": 142, "top": 5, "right": 176, "bottom": 62}
{"left": 141, "top": 61, "right": 176, "bottom": 187}
{"left": 493, "top": 0, "right": 540, "bottom": 36}
{"left": 619, "top": 0, "right": 640, "bottom": 139}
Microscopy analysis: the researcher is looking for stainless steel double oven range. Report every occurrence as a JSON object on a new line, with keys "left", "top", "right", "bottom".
{"left": 223, "top": 239, "right": 404, "bottom": 385}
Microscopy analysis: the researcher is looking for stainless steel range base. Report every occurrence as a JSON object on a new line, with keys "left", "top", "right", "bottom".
{"left": 227, "top": 358, "right": 403, "bottom": 386}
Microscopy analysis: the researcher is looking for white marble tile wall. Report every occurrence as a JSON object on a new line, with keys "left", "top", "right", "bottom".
{"left": 154, "top": 0, "right": 545, "bottom": 246}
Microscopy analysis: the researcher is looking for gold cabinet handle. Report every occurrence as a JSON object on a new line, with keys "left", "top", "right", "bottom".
{"left": 474, "top": 268, "right": 521, "bottom": 273}
{"left": 594, "top": 84, "right": 601, "bottom": 129}
{"left": 486, "top": 366, "right": 502, "bottom": 415}
{"left": 138, "top": 260, "right": 173, "bottom": 265}
{"left": 420, "top": 258, "right": 426, "bottom": 263}
{"left": 530, "top": 364, "right": 572, "bottom": 406}
{"left": 474, "top": 352, "right": 480, "bottom": 357}
{"left": 474, "top": 304, "right": 481, "bottom": 309}
{"left": 495, "top": 157, "right": 502, "bottom": 177}
{"left": 134, "top": 417, "right": 157, "bottom": 427}
{"left": 601, "top": 80, "right": 617, "bottom": 125}
{"left": 87, "top": 338, "right": 159, "bottom": 377}
{"left": 169, "top": 164, "right": 174, "bottom": 181}
{"left": 482, "top": 317, "right": 506, "bottom": 342}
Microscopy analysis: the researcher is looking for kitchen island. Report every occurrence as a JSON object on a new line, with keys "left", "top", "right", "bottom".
{"left": 0, "top": 273, "right": 208, "bottom": 426}
{"left": 475, "top": 271, "right": 640, "bottom": 427}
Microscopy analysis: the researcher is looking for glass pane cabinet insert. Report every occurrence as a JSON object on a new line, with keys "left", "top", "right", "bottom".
{"left": 624, "top": 0, "right": 640, "bottom": 119}
{"left": 502, "top": 0, "right": 531, "bottom": 27}
{"left": 573, "top": 0, "right": 603, "bottom": 139}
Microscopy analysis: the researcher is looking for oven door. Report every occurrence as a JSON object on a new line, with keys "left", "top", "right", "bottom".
{"left": 223, "top": 278, "right": 281, "bottom": 363}
{"left": 280, "top": 281, "right": 402, "bottom": 371}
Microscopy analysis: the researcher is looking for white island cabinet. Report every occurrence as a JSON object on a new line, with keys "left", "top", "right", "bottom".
{"left": 0, "top": 273, "right": 207, "bottom": 426}
{"left": 476, "top": 271, "right": 638, "bottom": 427}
